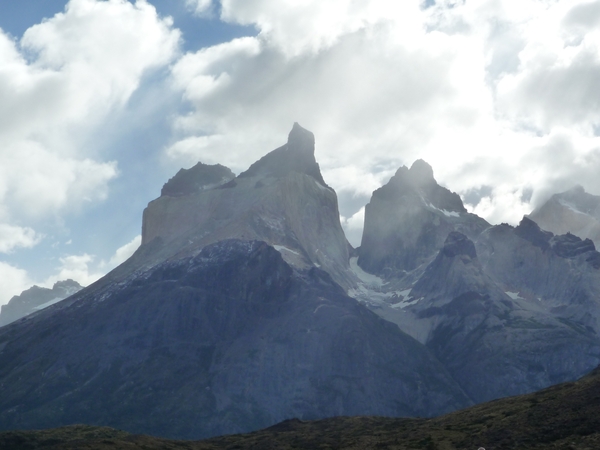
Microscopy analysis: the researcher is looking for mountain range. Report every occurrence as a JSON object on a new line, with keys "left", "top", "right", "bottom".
{"left": 529, "top": 184, "right": 600, "bottom": 249}
{"left": 1, "top": 124, "right": 600, "bottom": 440}
{"left": 0, "top": 280, "right": 83, "bottom": 327}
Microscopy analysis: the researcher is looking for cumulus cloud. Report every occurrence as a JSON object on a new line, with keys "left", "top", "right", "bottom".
{"left": 48, "top": 253, "right": 104, "bottom": 288}
{"left": 341, "top": 207, "right": 366, "bottom": 248}
{"left": 0, "top": 0, "right": 180, "bottom": 302}
{"left": 0, "top": 224, "right": 41, "bottom": 254}
{"left": 186, "top": 0, "right": 214, "bottom": 17}
{"left": 0, "top": 262, "right": 32, "bottom": 307}
{"left": 0, "top": 0, "right": 179, "bottom": 220}
{"left": 41, "top": 234, "right": 140, "bottom": 290}
{"left": 168, "top": 14, "right": 478, "bottom": 176}
{"left": 166, "top": 0, "right": 600, "bottom": 237}
{"left": 108, "top": 234, "right": 142, "bottom": 267}
{"left": 495, "top": 0, "right": 600, "bottom": 131}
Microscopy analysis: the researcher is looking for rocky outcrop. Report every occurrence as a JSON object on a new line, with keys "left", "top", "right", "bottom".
{"left": 410, "top": 232, "right": 500, "bottom": 304}
{"left": 161, "top": 163, "right": 234, "bottom": 197}
{"left": 351, "top": 165, "right": 600, "bottom": 407}
{"left": 529, "top": 185, "right": 600, "bottom": 249}
{"left": 141, "top": 123, "right": 353, "bottom": 289}
{"left": 406, "top": 232, "right": 600, "bottom": 404}
{"left": 476, "top": 217, "right": 600, "bottom": 333}
{"left": 238, "top": 123, "right": 326, "bottom": 185}
{"left": 357, "top": 160, "right": 489, "bottom": 279}
{"left": 0, "top": 240, "right": 469, "bottom": 439}
{"left": 0, "top": 280, "right": 83, "bottom": 327}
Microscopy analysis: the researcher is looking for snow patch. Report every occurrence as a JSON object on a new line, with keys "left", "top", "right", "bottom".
{"left": 506, "top": 291, "right": 542, "bottom": 302}
{"left": 505, "top": 291, "right": 523, "bottom": 300}
{"left": 347, "top": 259, "right": 420, "bottom": 308}
{"left": 349, "top": 257, "right": 386, "bottom": 287}
{"left": 32, "top": 297, "right": 63, "bottom": 311}
{"left": 424, "top": 200, "right": 460, "bottom": 217}
{"left": 392, "top": 295, "right": 421, "bottom": 309}
{"left": 313, "top": 304, "right": 325, "bottom": 314}
{"left": 273, "top": 245, "right": 300, "bottom": 256}
{"left": 558, "top": 199, "right": 587, "bottom": 216}
{"left": 441, "top": 209, "right": 460, "bottom": 217}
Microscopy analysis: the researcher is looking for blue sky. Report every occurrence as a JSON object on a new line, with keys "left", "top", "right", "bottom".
{"left": 1, "top": 0, "right": 600, "bottom": 305}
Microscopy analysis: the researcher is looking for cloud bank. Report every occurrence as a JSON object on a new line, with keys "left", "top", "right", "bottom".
{"left": 0, "top": 0, "right": 179, "bottom": 304}
{"left": 167, "top": 0, "right": 600, "bottom": 243}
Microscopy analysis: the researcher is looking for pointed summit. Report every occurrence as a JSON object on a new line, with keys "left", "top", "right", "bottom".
{"left": 358, "top": 160, "right": 488, "bottom": 275}
{"left": 514, "top": 217, "right": 552, "bottom": 250}
{"left": 407, "top": 159, "right": 435, "bottom": 187}
{"left": 239, "top": 123, "right": 325, "bottom": 185}
{"left": 375, "top": 160, "right": 465, "bottom": 212}
{"left": 529, "top": 185, "right": 600, "bottom": 249}
{"left": 287, "top": 121, "right": 315, "bottom": 153}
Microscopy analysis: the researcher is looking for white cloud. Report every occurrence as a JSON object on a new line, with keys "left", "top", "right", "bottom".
{"left": 0, "top": 140, "right": 118, "bottom": 219}
{"left": 0, "top": 224, "right": 41, "bottom": 254}
{"left": 0, "top": 0, "right": 182, "bottom": 294}
{"left": 186, "top": 0, "right": 214, "bottom": 17}
{"left": 341, "top": 207, "right": 366, "bottom": 247}
{"left": 0, "top": 262, "right": 32, "bottom": 307}
{"left": 0, "top": 0, "right": 180, "bottom": 224}
{"left": 0, "top": 234, "right": 142, "bottom": 307}
{"left": 494, "top": 1, "right": 600, "bottom": 132}
{"left": 220, "top": 0, "right": 425, "bottom": 56}
{"left": 39, "top": 233, "right": 140, "bottom": 291}
{"left": 166, "top": 0, "right": 600, "bottom": 235}
{"left": 46, "top": 253, "right": 104, "bottom": 288}
{"left": 0, "top": 229, "right": 142, "bottom": 307}
{"left": 109, "top": 234, "right": 142, "bottom": 266}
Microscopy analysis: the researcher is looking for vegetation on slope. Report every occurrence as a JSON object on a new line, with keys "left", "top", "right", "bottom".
{"left": 2, "top": 366, "right": 600, "bottom": 449}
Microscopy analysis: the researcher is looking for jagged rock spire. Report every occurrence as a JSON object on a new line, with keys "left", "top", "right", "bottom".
{"left": 239, "top": 123, "right": 326, "bottom": 185}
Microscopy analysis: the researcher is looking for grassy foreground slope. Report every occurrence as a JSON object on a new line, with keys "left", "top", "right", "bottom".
{"left": 2, "top": 366, "right": 600, "bottom": 450}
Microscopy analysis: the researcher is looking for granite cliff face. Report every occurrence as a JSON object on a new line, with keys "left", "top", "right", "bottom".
{"left": 141, "top": 123, "right": 353, "bottom": 289}
{"left": 357, "top": 160, "right": 489, "bottom": 279}
{"left": 529, "top": 185, "right": 600, "bottom": 249}
{"left": 0, "top": 280, "right": 83, "bottom": 327}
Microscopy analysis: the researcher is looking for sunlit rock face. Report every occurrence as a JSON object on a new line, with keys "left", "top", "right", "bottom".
{"left": 529, "top": 185, "right": 600, "bottom": 249}
{"left": 0, "top": 280, "right": 83, "bottom": 327}
{"left": 357, "top": 160, "right": 489, "bottom": 279}
{"left": 0, "top": 240, "right": 469, "bottom": 439}
{"left": 141, "top": 123, "right": 354, "bottom": 289}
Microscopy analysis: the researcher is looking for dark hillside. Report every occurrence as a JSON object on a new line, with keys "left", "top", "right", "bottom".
{"left": 3, "top": 366, "right": 600, "bottom": 449}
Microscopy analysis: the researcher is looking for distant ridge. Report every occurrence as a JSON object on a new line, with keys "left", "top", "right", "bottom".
{"left": 529, "top": 185, "right": 600, "bottom": 249}
{"left": 0, "top": 280, "right": 83, "bottom": 327}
